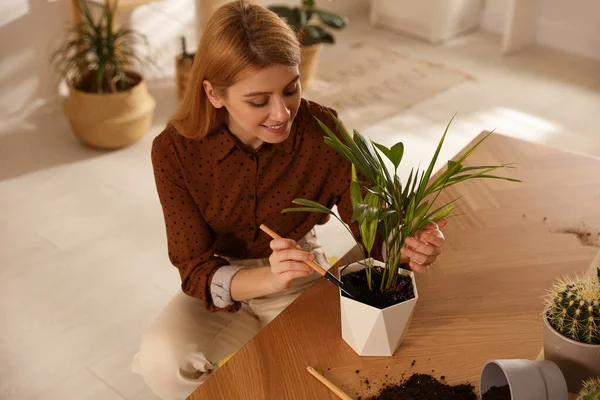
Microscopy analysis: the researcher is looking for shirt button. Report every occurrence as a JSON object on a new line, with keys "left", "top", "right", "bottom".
{"left": 248, "top": 194, "right": 255, "bottom": 200}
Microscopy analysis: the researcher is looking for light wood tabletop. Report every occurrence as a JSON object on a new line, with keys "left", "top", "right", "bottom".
{"left": 189, "top": 133, "right": 600, "bottom": 400}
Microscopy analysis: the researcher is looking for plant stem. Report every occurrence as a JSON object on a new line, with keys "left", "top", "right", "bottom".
{"left": 366, "top": 256, "right": 372, "bottom": 290}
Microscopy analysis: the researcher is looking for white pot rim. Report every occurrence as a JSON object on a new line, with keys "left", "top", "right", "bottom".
{"left": 338, "top": 260, "right": 418, "bottom": 311}
{"left": 542, "top": 309, "right": 600, "bottom": 348}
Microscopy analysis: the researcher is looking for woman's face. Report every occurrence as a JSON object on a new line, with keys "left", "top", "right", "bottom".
{"left": 204, "top": 64, "right": 302, "bottom": 149}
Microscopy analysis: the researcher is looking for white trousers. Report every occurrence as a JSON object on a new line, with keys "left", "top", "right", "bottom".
{"left": 131, "top": 229, "right": 329, "bottom": 400}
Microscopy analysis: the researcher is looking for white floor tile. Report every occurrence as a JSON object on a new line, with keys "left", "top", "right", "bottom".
{"left": 28, "top": 369, "right": 124, "bottom": 400}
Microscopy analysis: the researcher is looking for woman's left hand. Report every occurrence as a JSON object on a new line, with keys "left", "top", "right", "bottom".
{"left": 400, "top": 218, "right": 447, "bottom": 273}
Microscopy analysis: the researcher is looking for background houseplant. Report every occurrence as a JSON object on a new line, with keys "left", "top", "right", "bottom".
{"left": 543, "top": 268, "right": 600, "bottom": 393}
{"left": 282, "top": 115, "right": 519, "bottom": 355}
{"left": 51, "top": 0, "right": 156, "bottom": 149}
{"left": 268, "top": 0, "right": 347, "bottom": 92}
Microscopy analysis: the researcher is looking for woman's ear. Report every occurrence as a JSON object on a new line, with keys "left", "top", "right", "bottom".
{"left": 203, "top": 80, "right": 224, "bottom": 109}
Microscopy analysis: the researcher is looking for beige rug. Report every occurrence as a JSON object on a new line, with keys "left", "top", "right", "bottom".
{"left": 303, "top": 42, "right": 473, "bottom": 131}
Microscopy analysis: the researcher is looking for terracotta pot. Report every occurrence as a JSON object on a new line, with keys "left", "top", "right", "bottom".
{"left": 299, "top": 43, "right": 323, "bottom": 93}
{"left": 63, "top": 71, "right": 155, "bottom": 150}
{"left": 542, "top": 313, "right": 600, "bottom": 393}
{"left": 480, "top": 359, "right": 567, "bottom": 400}
{"left": 338, "top": 259, "right": 418, "bottom": 356}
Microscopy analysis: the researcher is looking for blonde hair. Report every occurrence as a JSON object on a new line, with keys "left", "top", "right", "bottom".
{"left": 169, "top": 1, "right": 301, "bottom": 139}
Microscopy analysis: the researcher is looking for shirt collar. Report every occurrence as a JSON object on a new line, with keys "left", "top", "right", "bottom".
{"left": 210, "top": 122, "right": 298, "bottom": 163}
{"left": 205, "top": 126, "right": 237, "bottom": 163}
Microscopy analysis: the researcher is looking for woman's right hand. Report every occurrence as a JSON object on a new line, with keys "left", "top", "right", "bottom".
{"left": 268, "top": 238, "right": 316, "bottom": 292}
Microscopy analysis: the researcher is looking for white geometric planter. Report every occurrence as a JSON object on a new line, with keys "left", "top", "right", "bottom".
{"left": 339, "top": 259, "right": 418, "bottom": 356}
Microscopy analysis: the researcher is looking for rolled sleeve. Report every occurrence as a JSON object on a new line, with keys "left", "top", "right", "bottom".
{"left": 210, "top": 265, "right": 246, "bottom": 308}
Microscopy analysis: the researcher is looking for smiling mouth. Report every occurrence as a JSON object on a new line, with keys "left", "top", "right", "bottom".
{"left": 262, "top": 122, "right": 287, "bottom": 129}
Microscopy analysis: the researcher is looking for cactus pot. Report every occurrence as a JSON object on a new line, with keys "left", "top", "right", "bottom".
{"left": 480, "top": 359, "right": 568, "bottom": 400}
{"left": 543, "top": 313, "right": 600, "bottom": 394}
{"left": 338, "top": 259, "right": 418, "bottom": 357}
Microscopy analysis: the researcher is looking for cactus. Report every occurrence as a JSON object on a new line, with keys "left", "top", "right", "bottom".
{"left": 577, "top": 377, "right": 600, "bottom": 400}
{"left": 544, "top": 268, "right": 600, "bottom": 345}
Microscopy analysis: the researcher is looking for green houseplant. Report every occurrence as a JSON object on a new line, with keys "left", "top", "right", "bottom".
{"left": 543, "top": 268, "right": 600, "bottom": 393}
{"left": 268, "top": 0, "right": 347, "bottom": 92}
{"left": 283, "top": 115, "right": 520, "bottom": 356}
{"left": 50, "top": 0, "right": 156, "bottom": 149}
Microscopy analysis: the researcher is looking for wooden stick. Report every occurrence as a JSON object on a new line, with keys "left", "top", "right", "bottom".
{"left": 259, "top": 224, "right": 327, "bottom": 277}
{"left": 306, "top": 366, "right": 354, "bottom": 400}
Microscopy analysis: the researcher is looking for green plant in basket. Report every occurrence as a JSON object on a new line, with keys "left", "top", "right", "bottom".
{"left": 50, "top": 0, "right": 154, "bottom": 94}
{"left": 267, "top": 0, "right": 347, "bottom": 45}
{"left": 283, "top": 115, "right": 520, "bottom": 292}
{"left": 578, "top": 377, "right": 600, "bottom": 400}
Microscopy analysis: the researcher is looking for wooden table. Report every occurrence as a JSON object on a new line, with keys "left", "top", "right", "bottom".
{"left": 189, "top": 133, "right": 600, "bottom": 399}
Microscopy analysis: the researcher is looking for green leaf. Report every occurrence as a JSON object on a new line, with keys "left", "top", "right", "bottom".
{"left": 411, "top": 168, "right": 422, "bottom": 196}
{"left": 405, "top": 195, "right": 417, "bottom": 231}
{"left": 326, "top": 113, "right": 361, "bottom": 158}
{"left": 291, "top": 199, "right": 333, "bottom": 213}
{"left": 373, "top": 142, "right": 393, "bottom": 164}
{"left": 297, "top": 7, "right": 308, "bottom": 28}
{"left": 268, "top": 6, "right": 300, "bottom": 29}
{"left": 323, "top": 137, "right": 368, "bottom": 178}
{"left": 313, "top": 9, "right": 347, "bottom": 29}
{"left": 402, "top": 168, "right": 414, "bottom": 200}
{"left": 354, "top": 131, "right": 381, "bottom": 173}
{"left": 316, "top": 115, "right": 375, "bottom": 184}
{"left": 424, "top": 196, "right": 464, "bottom": 221}
{"left": 446, "top": 173, "right": 521, "bottom": 185}
{"left": 393, "top": 175, "right": 403, "bottom": 202}
{"left": 371, "top": 140, "right": 394, "bottom": 193}
{"left": 281, "top": 199, "right": 335, "bottom": 216}
{"left": 352, "top": 192, "right": 380, "bottom": 221}
{"left": 352, "top": 203, "right": 378, "bottom": 223}
{"left": 423, "top": 160, "right": 462, "bottom": 197}
{"left": 416, "top": 115, "right": 455, "bottom": 202}
{"left": 382, "top": 209, "right": 399, "bottom": 227}
{"left": 281, "top": 207, "right": 331, "bottom": 214}
{"left": 350, "top": 165, "right": 362, "bottom": 207}
{"left": 79, "top": 0, "right": 99, "bottom": 35}
{"left": 414, "top": 200, "right": 430, "bottom": 222}
{"left": 391, "top": 142, "right": 404, "bottom": 171}
{"left": 430, "top": 204, "right": 455, "bottom": 221}
{"left": 361, "top": 217, "right": 378, "bottom": 254}
{"left": 357, "top": 193, "right": 380, "bottom": 254}
{"left": 453, "top": 130, "right": 498, "bottom": 168}
{"left": 363, "top": 186, "right": 389, "bottom": 203}
{"left": 303, "top": 25, "right": 333, "bottom": 45}
{"left": 460, "top": 163, "right": 515, "bottom": 172}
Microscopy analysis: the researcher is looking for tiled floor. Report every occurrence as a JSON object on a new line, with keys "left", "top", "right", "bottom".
{"left": 1, "top": 13, "right": 599, "bottom": 400}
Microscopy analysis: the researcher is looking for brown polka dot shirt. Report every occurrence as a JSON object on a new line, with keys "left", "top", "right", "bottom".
{"left": 151, "top": 99, "right": 384, "bottom": 313}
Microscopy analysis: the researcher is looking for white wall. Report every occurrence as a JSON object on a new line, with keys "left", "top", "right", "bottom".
{"left": 0, "top": 0, "right": 70, "bottom": 126}
{"left": 481, "top": 0, "right": 600, "bottom": 61}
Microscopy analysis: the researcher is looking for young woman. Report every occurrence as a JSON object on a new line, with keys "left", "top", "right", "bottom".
{"left": 132, "top": 2, "right": 447, "bottom": 399}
